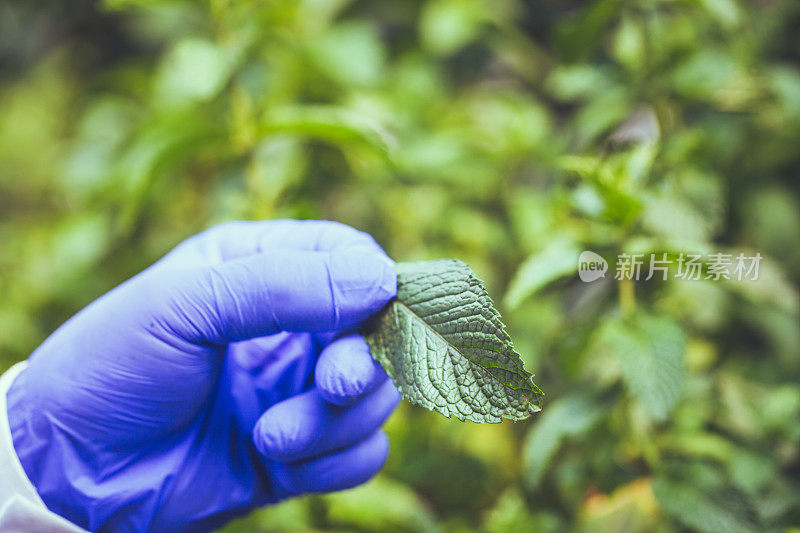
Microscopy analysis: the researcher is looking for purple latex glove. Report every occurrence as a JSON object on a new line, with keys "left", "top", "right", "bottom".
{"left": 6, "top": 220, "right": 400, "bottom": 532}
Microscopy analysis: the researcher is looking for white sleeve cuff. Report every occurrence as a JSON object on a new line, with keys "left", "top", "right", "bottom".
{"left": 0, "top": 362, "right": 87, "bottom": 532}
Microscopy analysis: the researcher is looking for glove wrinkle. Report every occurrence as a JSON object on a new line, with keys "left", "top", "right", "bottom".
{"left": 204, "top": 264, "right": 247, "bottom": 344}
{"left": 324, "top": 252, "right": 342, "bottom": 331}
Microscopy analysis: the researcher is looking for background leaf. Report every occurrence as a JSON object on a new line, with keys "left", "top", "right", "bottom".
{"left": 653, "top": 473, "right": 760, "bottom": 533}
{"left": 523, "top": 393, "right": 605, "bottom": 487}
{"left": 596, "top": 313, "right": 686, "bottom": 420}
{"left": 504, "top": 237, "right": 581, "bottom": 309}
{"left": 325, "top": 477, "right": 440, "bottom": 533}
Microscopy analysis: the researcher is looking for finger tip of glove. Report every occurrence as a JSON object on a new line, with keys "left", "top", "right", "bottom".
{"left": 374, "top": 429, "right": 391, "bottom": 465}
{"left": 315, "top": 335, "right": 387, "bottom": 406}
{"left": 252, "top": 417, "right": 282, "bottom": 461}
{"left": 354, "top": 431, "right": 391, "bottom": 485}
{"left": 329, "top": 429, "right": 391, "bottom": 489}
{"left": 252, "top": 399, "right": 311, "bottom": 462}
{"left": 378, "top": 379, "right": 402, "bottom": 412}
{"left": 316, "top": 377, "right": 364, "bottom": 407}
{"left": 347, "top": 251, "right": 396, "bottom": 301}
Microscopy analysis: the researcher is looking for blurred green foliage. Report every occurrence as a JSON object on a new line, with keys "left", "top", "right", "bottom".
{"left": 1, "top": 0, "right": 799, "bottom": 531}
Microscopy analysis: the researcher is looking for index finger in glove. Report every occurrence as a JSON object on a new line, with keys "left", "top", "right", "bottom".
{"left": 153, "top": 248, "right": 396, "bottom": 342}
{"left": 150, "top": 220, "right": 388, "bottom": 271}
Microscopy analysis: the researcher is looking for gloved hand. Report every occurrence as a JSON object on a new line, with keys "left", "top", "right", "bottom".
{"left": 6, "top": 220, "right": 400, "bottom": 532}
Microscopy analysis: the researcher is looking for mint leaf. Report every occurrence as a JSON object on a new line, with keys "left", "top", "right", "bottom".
{"left": 654, "top": 472, "right": 760, "bottom": 533}
{"left": 523, "top": 393, "right": 604, "bottom": 487}
{"left": 504, "top": 237, "right": 581, "bottom": 309}
{"left": 363, "top": 259, "right": 544, "bottom": 423}
{"left": 598, "top": 313, "right": 686, "bottom": 420}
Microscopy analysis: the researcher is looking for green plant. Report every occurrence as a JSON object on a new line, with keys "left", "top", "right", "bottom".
{"left": 1, "top": 0, "right": 798, "bottom": 531}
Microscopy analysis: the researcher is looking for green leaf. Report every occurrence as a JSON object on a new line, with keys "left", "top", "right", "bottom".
{"left": 246, "top": 136, "right": 306, "bottom": 211}
{"left": 554, "top": 0, "right": 623, "bottom": 61}
{"left": 545, "top": 64, "right": 613, "bottom": 102}
{"left": 523, "top": 393, "right": 604, "bottom": 487}
{"left": 598, "top": 313, "right": 686, "bottom": 420}
{"left": 611, "top": 16, "right": 646, "bottom": 71}
{"left": 642, "top": 193, "right": 712, "bottom": 244}
{"left": 653, "top": 474, "right": 760, "bottom": 533}
{"left": 324, "top": 477, "right": 440, "bottom": 533}
{"left": 725, "top": 252, "right": 799, "bottom": 315}
{"left": 504, "top": 237, "right": 581, "bottom": 309}
{"left": 155, "top": 38, "right": 235, "bottom": 106}
{"left": 420, "top": 0, "right": 489, "bottom": 56}
{"left": 483, "top": 488, "right": 563, "bottom": 533}
{"left": 308, "top": 22, "right": 386, "bottom": 88}
{"left": 363, "top": 259, "right": 543, "bottom": 423}
{"left": 259, "top": 105, "right": 395, "bottom": 155}
{"left": 115, "top": 113, "right": 224, "bottom": 230}
{"left": 642, "top": 169, "right": 724, "bottom": 244}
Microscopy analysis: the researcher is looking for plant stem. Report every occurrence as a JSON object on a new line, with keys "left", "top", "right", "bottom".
{"left": 619, "top": 278, "right": 636, "bottom": 317}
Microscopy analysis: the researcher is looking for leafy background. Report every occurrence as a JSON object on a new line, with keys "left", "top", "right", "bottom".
{"left": 1, "top": 0, "right": 799, "bottom": 531}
